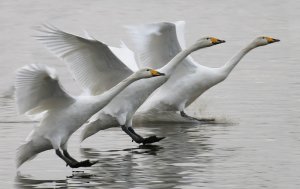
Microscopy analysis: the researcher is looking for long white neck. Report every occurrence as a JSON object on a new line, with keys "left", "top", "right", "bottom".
{"left": 220, "top": 42, "right": 257, "bottom": 76}
{"left": 159, "top": 42, "right": 207, "bottom": 75}
{"left": 87, "top": 75, "right": 140, "bottom": 114}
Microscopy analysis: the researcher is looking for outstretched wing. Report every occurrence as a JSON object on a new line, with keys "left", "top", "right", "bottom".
{"left": 34, "top": 25, "right": 133, "bottom": 95}
{"left": 15, "top": 64, "right": 74, "bottom": 115}
{"left": 127, "top": 21, "right": 196, "bottom": 70}
{"left": 109, "top": 41, "right": 139, "bottom": 72}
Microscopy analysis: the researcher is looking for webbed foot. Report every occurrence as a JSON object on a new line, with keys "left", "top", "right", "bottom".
{"left": 67, "top": 159, "right": 99, "bottom": 168}
{"left": 180, "top": 111, "right": 215, "bottom": 123}
{"left": 142, "top": 136, "right": 165, "bottom": 145}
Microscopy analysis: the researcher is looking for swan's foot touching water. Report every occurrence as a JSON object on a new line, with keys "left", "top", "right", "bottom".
{"left": 142, "top": 135, "right": 165, "bottom": 145}
{"left": 180, "top": 111, "right": 215, "bottom": 122}
{"left": 56, "top": 149, "right": 98, "bottom": 168}
{"left": 67, "top": 160, "right": 99, "bottom": 168}
{"left": 121, "top": 125, "right": 165, "bottom": 145}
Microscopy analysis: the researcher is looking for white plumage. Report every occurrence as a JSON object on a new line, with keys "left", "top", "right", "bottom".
{"left": 16, "top": 63, "right": 163, "bottom": 168}
{"left": 35, "top": 25, "right": 225, "bottom": 144}
{"left": 129, "top": 21, "right": 280, "bottom": 122}
{"left": 35, "top": 25, "right": 133, "bottom": 95}
{"left": 15, "top": 64, "right": 72, "bottom": 115}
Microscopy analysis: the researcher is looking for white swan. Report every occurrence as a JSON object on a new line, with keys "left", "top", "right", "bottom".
{"left": 16, "top": 64, "right": 164, "bottom": 168}
{"left": 129, "top": 21, "right": 280, "bottom": 122}
{"left": 34, "top": 25, "right": 225, "bottom": 144}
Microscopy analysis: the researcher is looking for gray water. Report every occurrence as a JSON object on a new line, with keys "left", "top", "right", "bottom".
{"left": 1, "top": 0, "right": 300, "bottom": 188}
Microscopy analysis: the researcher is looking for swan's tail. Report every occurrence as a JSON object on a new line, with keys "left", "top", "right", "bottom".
{"left": 16, "top": 139, "right": 51, "bottom": 168}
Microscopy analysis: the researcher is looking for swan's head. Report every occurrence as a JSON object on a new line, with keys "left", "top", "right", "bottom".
{"left": 253, "top": 36, "right": 280, "bottom": 46}
{"left": 194, "top": 37, "right": 226, "bottom": 49}
{"left": 134, "top": 68, "right": 165, "bottom": 79}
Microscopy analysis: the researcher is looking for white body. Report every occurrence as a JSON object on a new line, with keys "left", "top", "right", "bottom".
{"left": 82, "top": 43, "right": 214, "bottom": 140}
{"left": 34, "top": 25, "right": 222, "bottom": 141}
{"left": 28, "top": 96, "right": 104, "bottom": 149}
{"left": 129, "top": 22, "right": 278, "bottom": 119}
{"left": 141, "top": 66, "right": 226, "bottom": 112}
{"left": 15, "top": 64, "right": 155, "bottom": 167}
{"left": 82, "top": 76, "right": 167, "bottom": 139}
{"left": 96, "top": 76, "right": 168, "bottom": 125}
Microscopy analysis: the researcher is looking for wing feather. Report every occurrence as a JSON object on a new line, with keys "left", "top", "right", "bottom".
{"left": 109, "top": 42, "right": 139, "bottom": 72}
{"left": 34, "top": 25, "right": 133, "bottom": 95}
{"left": 127, "top": 22, "right": 183, "bottom": 69}
{"left": 127, "top": 21, "right": 198, "bottom": 71}
{"left": 15, "top": 64, "right": 74, "bottom": 115}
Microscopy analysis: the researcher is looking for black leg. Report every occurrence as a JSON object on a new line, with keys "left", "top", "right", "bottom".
{"left": 63, "top": 150, "right": 78, "bottom": 163}
{"left": 56, "top": 149, "right": 78, "bottom": 168}
{"left": 121, "top": 125, "right": 165, "bottom": 145}
{"left": 180, "top": 111, "right": 215, "bottom": 122}
{"left": 122, "top": 125, "right": 144, "bottom": 143}
{"left": 56, "top": 149, "right": 98, "bottom": 168}
{"left": 180, "top": 111, "right": 188, "bottom": 118}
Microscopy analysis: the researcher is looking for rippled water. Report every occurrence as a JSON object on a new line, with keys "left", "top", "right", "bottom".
{"left": 1, "top": 0, "right": 300, "bottom": 188}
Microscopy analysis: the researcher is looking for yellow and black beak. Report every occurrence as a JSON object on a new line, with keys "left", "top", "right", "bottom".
{"left": 266, "top": 37, "right": 280, "bottom": 43}
{"left": 150, "top": 69, "right": 165, "bottom": 77}
{"left": 210, "top": 37, "right": 226, "bottom": 45}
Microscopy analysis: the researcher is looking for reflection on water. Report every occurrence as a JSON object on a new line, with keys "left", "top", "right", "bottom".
{"left": 3, "top": 96, "right": 300, "bottom": 188}
{"left": 13, "top": 123, "right": 235, "bottom": 189}
{"left": 15, "top": 175, "right": 66, "bottom": 189}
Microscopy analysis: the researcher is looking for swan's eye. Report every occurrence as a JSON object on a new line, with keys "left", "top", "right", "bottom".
{"left": 146, "top": 69, "right": 150, "bottom": 71}
{"left": 206, "top": 37, "right": 209, "bottom": 40}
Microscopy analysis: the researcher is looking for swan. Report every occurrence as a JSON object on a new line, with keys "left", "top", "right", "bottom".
{"left": 16, "top": 64, "right": 164, "bottom": 168}
{"left": 128, "top": 21, "right": 280, "bottom": 122}
{"left": 34, "top": 25, "right": 225, "bottom": 144}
